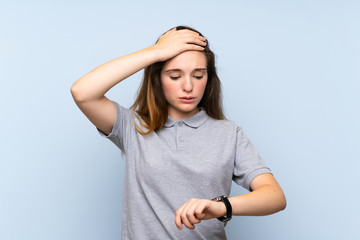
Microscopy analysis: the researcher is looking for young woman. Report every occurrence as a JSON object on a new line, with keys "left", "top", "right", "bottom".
{"left": 71, "top": 26, "right": 286, "bottom": 239}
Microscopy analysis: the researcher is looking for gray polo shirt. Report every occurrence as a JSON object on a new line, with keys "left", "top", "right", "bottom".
{"left": 97, "top": 101, "right": 271, "bottom": 240}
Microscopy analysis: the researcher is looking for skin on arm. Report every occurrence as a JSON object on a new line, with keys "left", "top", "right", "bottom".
{"left": 174, "top": 173, "right": 286, "bottom": 230}
{"left": 70, "top": 28, "right": 207, "bottom": 135}
{"left": 229, "top": 173, "right": 286, "bottom": 216}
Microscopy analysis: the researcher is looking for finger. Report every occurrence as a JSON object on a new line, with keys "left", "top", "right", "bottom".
{"left": 176, "top": 30, "right": 207, "bottom": 43}
{"left": 190, "top": 37, "right": 207, "bottom": 47}
{"left": 175, "top": 203, "right": 187, "bottom": 230}
{"left": 184, "top": 44, "right": 205, "bottom": 52}
{"left": 175, "top": 29, "right": 201, "bottom": 35}
{"left": 166, "top": 27, "right": 178, "bottom": 35}
{"left": 180, "top": 36, "right": 207, "bottom": 47}
{"left": 186, "top": 199, "right": 204, "bottom": 225}
{"left": 183, "top": 33, "right": 204, "bottom": 41}
{"left": 180, "top": 199, "right": 196, "bottom": 229}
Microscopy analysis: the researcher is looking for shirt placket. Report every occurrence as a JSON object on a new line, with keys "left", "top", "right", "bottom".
{"left": 175, "top": 121, "right": 185, "bottom": 152}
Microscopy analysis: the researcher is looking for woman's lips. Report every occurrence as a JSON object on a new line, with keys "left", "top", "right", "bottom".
{"left": 179, "top": 97, "right": 196, "bottom": 103}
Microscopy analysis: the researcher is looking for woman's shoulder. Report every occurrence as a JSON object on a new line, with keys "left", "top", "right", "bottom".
{"left": 112, "top": 101, "right": 138, "bottom": 119}
{"left": 206, "top": 116, "right": 241, "bottom": 132}
{"left": 111, "top": 101, "right": 140, "bottom": 130}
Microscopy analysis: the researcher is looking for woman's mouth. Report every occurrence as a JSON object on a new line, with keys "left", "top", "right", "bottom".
{"left": 179, "top": 96, "right": 196, "bottom": 103}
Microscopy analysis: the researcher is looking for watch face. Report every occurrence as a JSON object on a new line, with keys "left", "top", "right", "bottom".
{"left": 212, "top": 195, "right": 227, "bottom": 202}
{"left": 217, "top": 216, "right": 231, "bottom": 222}
{"left": 211, "top": 196, "right": 221, "bottom": 201}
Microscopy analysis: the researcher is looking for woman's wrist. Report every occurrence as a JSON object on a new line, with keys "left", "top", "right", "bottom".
{"left": 212, "top": 200, "right": 227, "bottom": 218}
{"left": 145, "top": 45, "right": 167, "bottom": 62}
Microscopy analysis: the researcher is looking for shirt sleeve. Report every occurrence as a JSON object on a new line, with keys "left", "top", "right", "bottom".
{"left": 232, "top": 126, "right": 272, "bottom": 191}
{"left": 96, "top": 101, "right": 133, "bottom": 152}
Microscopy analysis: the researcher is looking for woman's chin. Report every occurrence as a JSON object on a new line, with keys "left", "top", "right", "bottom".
{"left": 168, "top": 106, "right": 199, "bottom": 119}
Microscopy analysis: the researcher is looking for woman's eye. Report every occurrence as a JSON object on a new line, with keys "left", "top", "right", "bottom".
{"left": 170, "top": 76, "right": 180, "bottom": 80}
{"left": 194, "top": 76, "right": 203, "bottom": 79}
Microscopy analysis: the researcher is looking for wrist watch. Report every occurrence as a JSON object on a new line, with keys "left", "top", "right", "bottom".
{"left": 211, "top": 195, "right": 232, "bottom": 223}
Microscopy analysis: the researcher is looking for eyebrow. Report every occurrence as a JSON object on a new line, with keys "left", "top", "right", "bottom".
{"left": 164, "top": 68, "right": 207, "bottom": 73}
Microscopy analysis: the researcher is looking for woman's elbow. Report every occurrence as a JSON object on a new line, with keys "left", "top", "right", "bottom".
{"left": 270, "top": 184, "right": 287, "bottom": 213}
{"left": 70, "top": 83, "right": 91, "bottom": 103}
{"left": 277, "top": 190, "right": 287, "bottom": 212}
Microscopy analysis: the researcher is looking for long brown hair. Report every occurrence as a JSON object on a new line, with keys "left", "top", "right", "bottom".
{"left": 131, "top": 26, "right": 225, "bottom": 135}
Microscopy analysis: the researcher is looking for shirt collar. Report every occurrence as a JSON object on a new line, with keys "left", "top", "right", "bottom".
{"left": 163, "top": 108, "right": 209, "bottom": 128}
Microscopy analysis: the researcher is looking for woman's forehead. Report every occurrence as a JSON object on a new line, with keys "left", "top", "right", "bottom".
{"left": 163, "top": 51, "right": 207, "bottom": 71}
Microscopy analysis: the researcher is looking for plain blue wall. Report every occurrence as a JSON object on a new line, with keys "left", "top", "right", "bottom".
{"left": 1, "top": 0, "right": 359, "bottom": 239}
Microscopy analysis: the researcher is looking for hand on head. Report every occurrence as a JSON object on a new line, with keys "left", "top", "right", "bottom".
{"left": 151, "top": 27, "right": 207, "bottom": 62}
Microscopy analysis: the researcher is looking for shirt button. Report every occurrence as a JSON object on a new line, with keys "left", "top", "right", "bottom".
{"left": 179, "top": 137, "right": 184, "bottom": 142}
{"left": 178, "top": 121, "right": 184, "bottom": 127}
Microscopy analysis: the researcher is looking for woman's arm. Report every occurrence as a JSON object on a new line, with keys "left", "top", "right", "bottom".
{"left": 70, "top": 28, "right": 207, "bottom": 135}
{"left": 229, "top": 173, "right": 286, "bottom": 216}
{"left": 70, "top": 47, "right": 161, "bottom": 135}
{"left": 174, "top": 173, "right": 286, "bottom": 230}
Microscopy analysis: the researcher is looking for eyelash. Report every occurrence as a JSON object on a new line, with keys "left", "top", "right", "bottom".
{"left": 169, "top": 76, "right": 204, "bottom": 80}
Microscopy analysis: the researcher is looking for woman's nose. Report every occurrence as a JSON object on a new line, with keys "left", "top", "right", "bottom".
{"left": 182, "top": 77, "right": 193, "bottom": 92}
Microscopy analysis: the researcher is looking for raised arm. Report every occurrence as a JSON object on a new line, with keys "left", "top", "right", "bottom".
{"left": 70, "top": 28, "right": 207, "bottom": 135}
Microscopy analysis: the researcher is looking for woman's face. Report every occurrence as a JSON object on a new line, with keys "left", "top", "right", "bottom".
{"left": 161, "top": 51, "right": 208, "bottom": 120}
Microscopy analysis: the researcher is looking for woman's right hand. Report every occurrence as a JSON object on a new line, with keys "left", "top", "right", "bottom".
{"left": 150, "top": 28, "right": 207, "bottom": 62}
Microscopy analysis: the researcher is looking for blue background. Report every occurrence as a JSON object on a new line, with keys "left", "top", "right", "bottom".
{"left": 1, "top": 0, "right": 359, "bottom": 239}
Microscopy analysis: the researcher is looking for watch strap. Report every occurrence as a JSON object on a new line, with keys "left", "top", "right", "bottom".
{"left": 212, "top": 195, "right": 232, "bottom": 222}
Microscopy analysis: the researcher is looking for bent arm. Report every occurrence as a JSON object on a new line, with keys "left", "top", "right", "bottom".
{"left": 174, "top": 173, "right": 286, "bottom": 230}
{"left": 70, "top": 47, "right": 160, "bottom": 135}
{"left": 70, "top": 28, "right": 206, "bottom": 135}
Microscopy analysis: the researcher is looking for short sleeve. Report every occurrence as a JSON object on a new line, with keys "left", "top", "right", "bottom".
{"left": 233, "top": 126, "right": 271, "bottom": 191}
{"left": 96, "top": 101, "right": 133, "bottom": 152}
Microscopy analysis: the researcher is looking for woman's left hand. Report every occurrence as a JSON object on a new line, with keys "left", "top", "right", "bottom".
{"left": 174, "top": 198, "right": 226, "bottom": 230}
